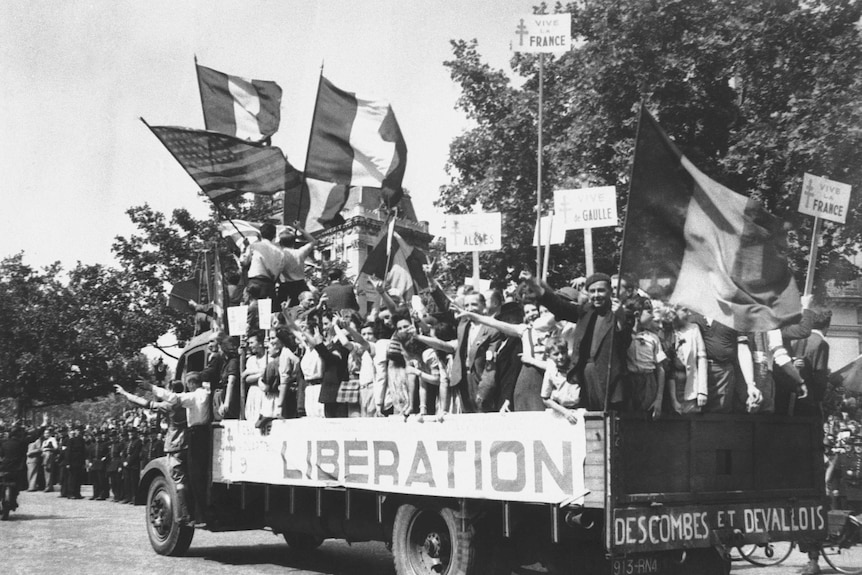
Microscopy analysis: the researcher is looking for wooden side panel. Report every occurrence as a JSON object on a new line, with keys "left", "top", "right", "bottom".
{"left": 583, "top": 417, "right": 605, "bottom": 506}
{"left": 611, "top": 414, "right": 822, "bottom": 504}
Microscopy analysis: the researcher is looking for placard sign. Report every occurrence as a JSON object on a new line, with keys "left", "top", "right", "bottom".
{"left": 445, "top": 213, "right": 502, "bottom": 253}
{"left": 554, "top": 186, "right": 618, "bottom": 230}
{"left": 226, "top": 304, "right": 248, "bottom": 337}
{"left": 257, "top": 298, "right": 272, "bottom": 330}
{"left": 532, "top": 212, "right": 567, "bottom": 246}
{"left": 799, "top": 173, "right": 851, "bottom": 224}
{"left": 512, "top": 13, "right": 571, "bottom": 54}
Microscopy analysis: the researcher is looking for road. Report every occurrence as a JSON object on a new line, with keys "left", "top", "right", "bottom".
{"left": 0, "top": 487, "right": 838, "bottom": 575}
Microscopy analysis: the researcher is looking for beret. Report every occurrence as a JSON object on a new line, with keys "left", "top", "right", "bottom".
{"left": 585, "top": 272, "right": 612, "bottom": 289}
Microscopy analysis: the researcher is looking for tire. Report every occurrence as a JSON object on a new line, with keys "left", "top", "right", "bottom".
{"left": 146, "top": 475, "right": 194, "bottom": 556}
{"left": 738, "top": 541, "right": 794, "bottom": 566}
{"left": 677, "top": 548, "right": 730, "bottom": 575}
{"left": 392, "top": 503, "right": 484, "bottom": 575}
{"left": 283, "top": 532, "right": 325, "bottom": 554}
{"left": 821, "top": 539, "right": 862, "bottom": 574}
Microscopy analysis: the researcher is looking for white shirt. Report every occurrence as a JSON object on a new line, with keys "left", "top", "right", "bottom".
{"left": 244, "top": 239, "right": 284, "bottom": 280}
{"left": 152, "top": 385, "right": 211, "bottom": 427}
{"left": 281, "top": 243, "right": 314, "bottom": 282}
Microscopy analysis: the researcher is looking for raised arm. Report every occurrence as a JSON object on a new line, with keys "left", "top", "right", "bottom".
{"left": 456, "top": 307, "right": 525, "bottom": 338}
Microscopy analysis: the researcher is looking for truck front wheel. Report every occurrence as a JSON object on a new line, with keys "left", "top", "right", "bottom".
{"left": 392, "top": 503, "right": 484, "bottom": 575}
{"left": 146, "top": 475, "right": 194, "bottom": 556}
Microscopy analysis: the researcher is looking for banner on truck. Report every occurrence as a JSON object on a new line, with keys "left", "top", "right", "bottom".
{"left": 613, "top": 502, "right": 827, "bottom": 553}
{"left": 213, "top": 412, "right": 588, "bottom": 505}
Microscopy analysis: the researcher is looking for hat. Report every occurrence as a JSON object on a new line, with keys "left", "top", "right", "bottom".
{"left": 585, "top": 272, "right": 612, "bottom": 290}
{"left": 497, "top": 301, "right": 525, "bottom": 324}
{"left": 555, "top": 287, "right": 579, "bottom": 302}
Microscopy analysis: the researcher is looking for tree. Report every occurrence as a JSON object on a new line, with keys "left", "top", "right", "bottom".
{"left": 0, "top": 254, "right": 153, "bottom": 418}
{"left": 439, "top": 0, "right": 862, "bottom": 293}
{"left": 111, "top": 192, "right": 280, "bottom": 343}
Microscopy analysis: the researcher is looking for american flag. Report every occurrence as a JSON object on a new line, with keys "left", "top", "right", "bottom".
{"left": 147, "top": 124, "right": 287, "bottom": 202}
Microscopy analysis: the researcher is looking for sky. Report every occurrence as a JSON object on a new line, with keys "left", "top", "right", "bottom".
{"left": 0, "top": 0, "right": 528, "bottom": 270}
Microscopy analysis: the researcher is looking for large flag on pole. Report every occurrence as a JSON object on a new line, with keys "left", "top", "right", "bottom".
{"left": 359, "top": 218, "right": 428, "bottom": 301}
{"left": 305, "top": 76, "right": 407, "bottom": 192}
{"left": 195, "top": 63, "right": 282, "bottom": 142}
{"left": 620, "top": 106, "right": 801, "bottom": 332}
{"left": 145, "top": 123, "right": 288, "bottom": 202}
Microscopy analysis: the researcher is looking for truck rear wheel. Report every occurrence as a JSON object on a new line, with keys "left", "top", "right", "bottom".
{"left": 392, "top": 503, "right": 484, "bottom": 575}
{"left": 283, "top": 532, "right": 325, "bottom": 554}
{"left": 146, "top": 475, "right": 194, "bottom": 556}
{"left": 678, "top": 548, "right": 730, "bottom": 575}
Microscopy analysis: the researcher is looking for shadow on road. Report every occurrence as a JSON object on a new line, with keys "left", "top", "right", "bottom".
{"left": 186, "top": 541, "right": 395, "bottom": 575}
{"left": 2, "top": 513, "right": 70, "bottom": 521}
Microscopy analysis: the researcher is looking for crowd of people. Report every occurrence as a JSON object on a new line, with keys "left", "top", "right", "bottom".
{"left": 0, "top": 409, "right": 166, "bottom": 510}
{"left": 211, "top": 256, "right": 834, "bottom": 428}
{"left": 0, "top": 222, "right": 853, "bottom": 575}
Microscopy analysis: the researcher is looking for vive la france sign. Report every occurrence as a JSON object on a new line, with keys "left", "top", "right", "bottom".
{"left": 799, "top": 173, "right": 851, "bottom": 225}
{"left": 512, "top": 14, "right": 571, "bottom": 54}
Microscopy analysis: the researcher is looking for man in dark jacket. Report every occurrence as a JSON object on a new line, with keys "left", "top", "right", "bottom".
{"left": 65, "top": 425, "right": 87, "bottom": 499}
{"left": 87, "top": 430, "right": 110, "bottom": 500}
{"left": 121, "top": 427, "right": 143, "bottom": 504}
{"left": 0, "top": 426, "right": 27, "bottom": 511}
{"left": 525, "top": 271, "right": 631, "bottom": 411}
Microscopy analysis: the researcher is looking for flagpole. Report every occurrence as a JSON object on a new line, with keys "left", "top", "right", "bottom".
{"left": 193, "top": 55, "right": 210, "bottom": 131}
{"left": 604, "top": 103, "right": 646, "bottom": 412}
{"left": 804, "top": 216, "right": 823, "bottom": 296}
{"left": 616, "top": 103, "right": 646, "bottom": 284}
{"left": 535, "top": 53, "right": 544, "bottom": 277}
{"left": 297, "top": 64, "right": 325, "bottom": 227}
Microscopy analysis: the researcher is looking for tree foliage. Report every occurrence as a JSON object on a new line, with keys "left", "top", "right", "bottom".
{"left": 438, "top": 0, "right": 862, "bottom": 293}
{"left": 0, "top": 254, "right": 153, "bottom": 417}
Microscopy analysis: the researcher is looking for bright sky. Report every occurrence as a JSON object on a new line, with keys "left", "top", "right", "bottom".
{"left": 0, "top": 0, "right": 528, "bottom": 270}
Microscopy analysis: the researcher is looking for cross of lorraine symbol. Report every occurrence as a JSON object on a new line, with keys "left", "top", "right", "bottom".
{"left": 803, "top": 179, "right": 815, "bottom": 207}
{"left": 516, "top": 18, "right": 529, "bottom": 46}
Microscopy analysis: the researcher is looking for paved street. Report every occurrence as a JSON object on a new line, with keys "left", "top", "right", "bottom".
{"left": 2, "top": 487, "right": 394, "bottom": 575}
{"left": 0, "top": 487, "right": 842, "bottom": 575}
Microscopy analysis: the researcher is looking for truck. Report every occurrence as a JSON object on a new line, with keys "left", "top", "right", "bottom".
{"left": 134, "top": 330, "right": 826, "bottom": 575}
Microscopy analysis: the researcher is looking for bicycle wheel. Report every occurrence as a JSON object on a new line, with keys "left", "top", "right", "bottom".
{"left": 729, "top": 545, "right": 753, "bottom": 561}
{"left": 739, "top": 541, "right": 795, "bottom": 567}
{"left": 821, "top": 538, "right": 862, "bottom": 575}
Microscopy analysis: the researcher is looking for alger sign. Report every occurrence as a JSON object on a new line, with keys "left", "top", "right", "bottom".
{"left": 513, "top": 14, "right": 572, "bottom": 54}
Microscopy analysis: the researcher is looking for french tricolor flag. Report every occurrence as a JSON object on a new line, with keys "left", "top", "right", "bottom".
{"left": 196, "top": 62, "right": 282, "bottom": 142}
{"left": 304, "top": 76, "right": 407, "bottom": 192}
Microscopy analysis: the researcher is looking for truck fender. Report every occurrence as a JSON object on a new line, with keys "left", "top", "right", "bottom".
{"left": 137, "top": 456, "right": 174, "bottom": 505}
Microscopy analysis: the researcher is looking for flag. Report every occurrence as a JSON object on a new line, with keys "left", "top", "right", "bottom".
{"left": 289, "top": 177, "right": 351, "bottom": 233}
{"left": 218, "top": 219, "right": 292, "bottom": 250}
{"left": 219, "top": 219, "right": 261, "bottom": 248}
{"left": 620, "top": 106, "right": 801, "bottom": 333}
{"left": 360, "top": 218, "right": 429, "bottom": 300}
{"left": 305, "top": 76, "right": 407, "bottom": 191}
{"left": 146, "top": 124, "right": 287, "bottom": 202}
{"left": 168, "top": 279, "right": 200, "bottom": 313}
{"left": 210, "top": 249, "right": 226, "bottom": 333}
{"left": 830, "top": 355, "right": 862, "bottom": 394}
{"left": 195, "top": 63, "right": 282, "bottom": 141}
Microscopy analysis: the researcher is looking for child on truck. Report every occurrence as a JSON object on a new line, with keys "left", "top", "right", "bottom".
{"left": 521, "top": 337, "right": 581, "bottom": 424}
{"left": 624, "top": 298, "right": 666, "bottom": 420}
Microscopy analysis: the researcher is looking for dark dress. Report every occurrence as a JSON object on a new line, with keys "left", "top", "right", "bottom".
{"left": 513, "top": 328, "right": 548, "bottom": 412}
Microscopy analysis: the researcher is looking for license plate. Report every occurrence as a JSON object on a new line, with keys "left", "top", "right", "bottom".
{"left": 612, "top": 555, "right": 663, "bottom": 575}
